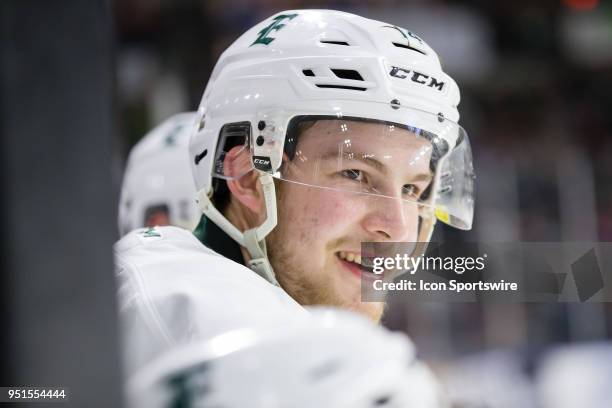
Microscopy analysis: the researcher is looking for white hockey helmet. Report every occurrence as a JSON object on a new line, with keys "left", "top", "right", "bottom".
{"left": 119, "top": 112, "right": 200, "bottom": 236}
{"left": 128, "top": 308, "right": 447, "bottom": 408}
{"left": 189, "top": 10, "right": 474, "bottom": 283}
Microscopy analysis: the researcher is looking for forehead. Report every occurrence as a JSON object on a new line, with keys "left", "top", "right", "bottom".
{"left": 294, "top": 119, "right": 433, "bottom": 161}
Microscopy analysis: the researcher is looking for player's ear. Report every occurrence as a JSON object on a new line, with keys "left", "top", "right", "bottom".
{"left": 224, "top": 145, "right": 265, "bottom": 215}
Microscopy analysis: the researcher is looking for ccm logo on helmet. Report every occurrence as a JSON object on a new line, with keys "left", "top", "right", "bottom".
{"left": 253, "top": 156, "right": 272, "bottom": 171}
{"left": 389, "top": 66, "right": 445, "bottom": 91}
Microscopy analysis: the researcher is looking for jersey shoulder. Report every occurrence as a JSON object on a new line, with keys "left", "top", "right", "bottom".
{"left": 113, "top": 226, "right": 307, "bottom": 375}
{"left": 113, "top": 225, "right": 293, "bottom": 299}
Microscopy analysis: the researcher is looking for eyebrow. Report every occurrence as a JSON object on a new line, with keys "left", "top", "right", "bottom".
{"left": 320, "top": 151, "right": 433, "bottom": 182}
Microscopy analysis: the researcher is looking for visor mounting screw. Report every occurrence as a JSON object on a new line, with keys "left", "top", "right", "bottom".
{"left": 437, "top": 112, "right": 445, "bottom": 122}
{"left": 258, "top": 120, "right": 266, "bottom": 130}
{"left": 256, "top": 135, "right": 265, "bottom": 146}
{"left": 390, "top": 99, "right": 401, "bottom": 110}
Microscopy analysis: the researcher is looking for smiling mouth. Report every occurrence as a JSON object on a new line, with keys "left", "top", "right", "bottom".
{"left": 335, "top": 251, "right": 378, "bottom": 276}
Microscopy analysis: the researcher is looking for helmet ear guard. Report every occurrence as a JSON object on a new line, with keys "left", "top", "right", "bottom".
{"left": 194, "top": 119, "right": 280, "bottom": 284}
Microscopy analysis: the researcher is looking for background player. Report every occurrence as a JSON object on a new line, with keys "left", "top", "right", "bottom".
{"left": 118, "top": 112, "right": 200, "bottom": 236}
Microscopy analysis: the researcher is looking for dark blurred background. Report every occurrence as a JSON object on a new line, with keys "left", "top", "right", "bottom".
{"left": 113, "top": 1, "right": 612, "bottom": 405}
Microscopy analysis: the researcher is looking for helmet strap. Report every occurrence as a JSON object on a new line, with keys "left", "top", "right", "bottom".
{"left": 196, "top": 172, "right": 279, "bottom": 286}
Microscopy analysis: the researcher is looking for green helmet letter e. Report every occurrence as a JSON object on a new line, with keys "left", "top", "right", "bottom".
{"left": 251, "top": 14, "right": 298, "bottom": 46}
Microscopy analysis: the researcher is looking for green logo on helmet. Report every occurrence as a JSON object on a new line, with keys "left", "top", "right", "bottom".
{"left": 164, "top": 125, "right": 183, "bottom": 147}
{"left": 382, "top": 25, "right": 423, "bottom": 44}
{"left": 141, "top": 227, "right": 161, "bottom": 238}
{"left": 251, "top": 14, "right": 298, "bottom": 46}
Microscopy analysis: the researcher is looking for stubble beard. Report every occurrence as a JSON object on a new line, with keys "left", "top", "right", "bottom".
{"left": 266, "top": 183, "right": 385, "bottom": 322}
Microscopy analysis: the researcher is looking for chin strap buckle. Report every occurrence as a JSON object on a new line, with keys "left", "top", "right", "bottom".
{"left": 248, "top": 257, "right": 278, "bottom": 286}
{"left": 243, "top": 228, "right": 279, "bottom": 286}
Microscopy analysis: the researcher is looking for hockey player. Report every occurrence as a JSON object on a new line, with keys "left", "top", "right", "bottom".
{"left": 115, "top": 9, "right": 474, "bottom": 375}
{"left": 118, "top": 112, "right": 200, "bottom": 236}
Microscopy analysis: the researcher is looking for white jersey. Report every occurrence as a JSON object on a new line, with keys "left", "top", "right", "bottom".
{"left": 114, "top": 226, "right": 308, "bottom": 376}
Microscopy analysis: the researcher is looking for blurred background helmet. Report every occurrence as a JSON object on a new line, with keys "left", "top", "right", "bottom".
{"left": 118, "top": 112, "right": 200, "bottom": 236}
{"left": 128, "top": 308, "right": 447, "bottom": 408}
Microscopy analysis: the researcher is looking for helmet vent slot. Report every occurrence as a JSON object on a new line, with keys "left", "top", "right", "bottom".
{"left": 315, "top": 84, "right": 366, "bottom": 91}
{"left": 331, "top": 69, "right": 364, "bottom": 81}
{"left": 302, "top": 69, "right": 315, "bottom": 77}
{"left": 320, "top": 40, "right": 350, "bottom": 46}
{"left": 392, "top": 42, "right": 427, "bottom": 55}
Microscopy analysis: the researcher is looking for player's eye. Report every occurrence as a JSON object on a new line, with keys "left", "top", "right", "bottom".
{"left": 402, "top": 184, "right": 421, "bottom": 198}
{"left": 340, "top": 169, "right": 364, "bottom": 181}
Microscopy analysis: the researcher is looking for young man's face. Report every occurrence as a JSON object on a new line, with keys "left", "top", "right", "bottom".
{"left": 266, "top": 120, "right": 434, "bottom": 321}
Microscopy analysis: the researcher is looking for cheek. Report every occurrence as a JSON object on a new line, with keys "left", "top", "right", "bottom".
{"left": 280, "top": 186, "right": 364, "bottom": 242}
{"left": 304, "top": 189, "right": 363, "bottom": 230}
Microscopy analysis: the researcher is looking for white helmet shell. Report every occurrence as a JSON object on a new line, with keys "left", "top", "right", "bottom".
{"left": 190, "top": 9, "right": 460, "bottom": 197}
{"left": 119, "top": 112, "right": 200, "bottom": 236}
{"left": 128, "top": 308, "right": 447, "bottom": 408}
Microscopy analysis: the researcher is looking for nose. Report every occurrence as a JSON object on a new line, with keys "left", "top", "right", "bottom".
{"left": 361, "top": 196, "right": 419, "bottom": 241}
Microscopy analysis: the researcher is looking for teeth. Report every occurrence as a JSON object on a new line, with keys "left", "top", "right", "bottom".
{"left": 338, "top": 251, "right": 361, "bottom": 265}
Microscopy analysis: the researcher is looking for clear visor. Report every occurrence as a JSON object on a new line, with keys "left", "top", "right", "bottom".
{"left": 276, "top": 110, "right": 474, "bottom": 230}
{"left": 210, "top": 103, "right": 474, "bottom": 230}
